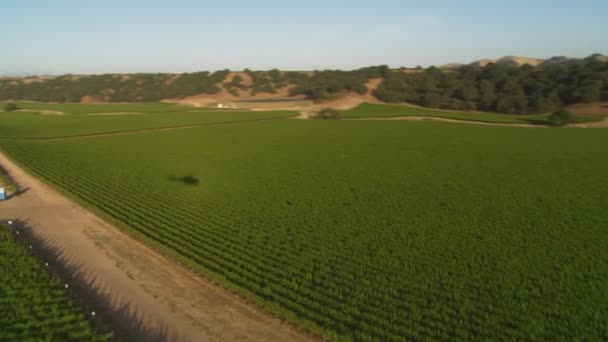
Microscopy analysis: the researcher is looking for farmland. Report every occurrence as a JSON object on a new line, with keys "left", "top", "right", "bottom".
{"left": 341, "top": 103, "right": 607, "bottom": 125}
{"left": 1, "top": 111, "right": 607, "bottom": 340}
{"left": 10, "top": 101, "right": 196, "bottom": 114}
{"left": 0, "top": 109, "right": 294, "bottom": 139}
{"left": 0, "top": 224, "right": 108, "bottom": 341}
{"left": 342, "top": 103, "right": 551, "bottom": 124}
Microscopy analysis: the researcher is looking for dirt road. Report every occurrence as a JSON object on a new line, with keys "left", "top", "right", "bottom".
{"left": 343, "top": 116, "right": 544, "bottom": 127}
{"left": 345, "top": 115, "right": 608, "bottom": 128}
{"left": 0, "top": 151, "right": 316, "bottom": 342}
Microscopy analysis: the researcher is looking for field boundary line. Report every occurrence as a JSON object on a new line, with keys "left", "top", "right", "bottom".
{"left": 342, "top": 116, "right": 547, "bottom": 127}
{"left": 0, "top": 114, "right": 296, "bottom": 141}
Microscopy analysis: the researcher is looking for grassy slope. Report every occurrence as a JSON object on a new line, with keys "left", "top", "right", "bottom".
{"left": 1, "top": 119, "right": 607, "bottom": 340}
{"left": 341, "top": 103, "right": 551, "bottom": 124}
{"left": 0, "top": 225, "right": 107, "bottom": 341}
{"left": 0, "top": 110, "right": 295, "bottom": 139}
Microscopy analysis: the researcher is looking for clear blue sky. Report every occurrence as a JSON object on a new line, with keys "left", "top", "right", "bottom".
{"left": 1, "top": 0, "right": 607, "bottom": 74}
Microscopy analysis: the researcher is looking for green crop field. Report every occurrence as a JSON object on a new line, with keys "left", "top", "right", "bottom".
{"left": 8, "top": 101, "right": 196, "bottom": 114}
{"left": 1, "top": 111, "right": 607, "bottom": 340}
{"left": 342, "top": 103, "right": 553, "bottom": 124}
{"left": 0, "top": 110, "right": 294, "bottom": 139}
{"left": 0, "top": 225, "right": 108, "bottom": 341}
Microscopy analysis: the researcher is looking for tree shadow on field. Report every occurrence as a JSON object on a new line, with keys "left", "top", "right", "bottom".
{"left": 167, "top": 175, "right": 200, "bottom": 186}
{"left": 1, "top": 218, "right": 192, "bottom": 342}
{"left": 517, "top": 118, "right": 551, "bottom": 126}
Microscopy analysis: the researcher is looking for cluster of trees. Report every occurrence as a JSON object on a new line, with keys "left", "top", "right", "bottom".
{"left": 311, "top": 108, "right": 341, "bottom": 119}
{"left": 223, "top": 74, "right": 248, "bottom": 96}
{"left": 549, "top": 110, "right": 576, "bottom": 126}
{"left": 0, "top": 70, "right": 229, "bottom": 102}
{"left": 375, "top": 61, "right": 608, "bottom": 114}
{"left": 244, "top": 69, "right": 282, "bottom": 95}
{"left": 289, "top": 65, "right": 391, "bottom": 100}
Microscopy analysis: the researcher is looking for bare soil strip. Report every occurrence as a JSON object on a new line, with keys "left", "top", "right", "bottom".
{"left": 571, "top": 117, "right": 608, "bottom": 128}
{"left": 0, "top": 151, "right": 316, "bottom": 342}
{"left": 85, "top": 112, "right": 144, "bottom": 116}
{"left": 344, "top": 116, "right": 544, "bottom": 127}
{"left": 17, "top": 109, "right": 65, "bottom": 115}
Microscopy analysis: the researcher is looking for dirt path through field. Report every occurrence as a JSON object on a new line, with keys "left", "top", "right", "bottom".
{"left": 343, "top": 116, "right": 545, "bottom": 127}
{"left": 345, "top": 115, "right": 608, "bottom": 128}
{"left": 571, "top": 117, "right": 608, "bottom": 127}
{"left": 0, "top": 151, "right": 316, "bottom": 342}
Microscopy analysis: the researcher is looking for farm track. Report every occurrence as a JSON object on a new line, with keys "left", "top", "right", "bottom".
{"left": 0, "top": 151, "right": 316, "bottom": 342}
{"left": 344, "top": 115, "right": 608, "bottom": 127}
{"left": 342, "top": 116, "right": 545, "bottom": 127}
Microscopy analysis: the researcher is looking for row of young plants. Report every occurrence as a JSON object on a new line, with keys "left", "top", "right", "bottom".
{"left": 0, "top": 225, "right": 109, "bottom": 341}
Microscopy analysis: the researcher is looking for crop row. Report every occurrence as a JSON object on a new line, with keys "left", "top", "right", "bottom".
{"left": 0, "top": 225, "right": 108, "bottom": 341}
{"left": 2, "top": 121, "right": 606, "bottom": 341}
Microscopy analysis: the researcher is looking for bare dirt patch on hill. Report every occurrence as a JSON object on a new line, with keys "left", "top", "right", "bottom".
{"left": 567, "top": 102, "right": 608, "bottom": 116}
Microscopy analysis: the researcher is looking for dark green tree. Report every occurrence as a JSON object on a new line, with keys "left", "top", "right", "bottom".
{"left": 3, "top": 102, "right": 19, "bottom": 111}
{"left": 478, "top": 80, "right": 497, "bottom": 110}
{"left": 549, "top": 109, "right": 575, "bottom": 126}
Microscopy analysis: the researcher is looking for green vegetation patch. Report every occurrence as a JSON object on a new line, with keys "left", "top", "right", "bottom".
{"left": 0, "top": 225, "right": 108, "bottom": 341}
{"left": 375, "top": 61, "right": 608, "bottom": 114}
{"left": 1, "top": 120, "right": 607, "bottom": 340}
{"left": 342, "top": 103, "right": 550, "bottom": 124}
{"left": 0, "top": 110, "right": 295, "bottom": 139}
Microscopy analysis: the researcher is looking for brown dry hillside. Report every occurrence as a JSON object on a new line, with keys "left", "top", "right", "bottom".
{"left": 170, "top": 72, "right": 298, "bottom": 107}
{"left": 567, "top": 102, "right": 608, "bottom": 115}
{"left": 169, "top": 74, "right": 385, "bottom": 108}
{"left": 466, "top": 55, "right": 544, "bottom": 68}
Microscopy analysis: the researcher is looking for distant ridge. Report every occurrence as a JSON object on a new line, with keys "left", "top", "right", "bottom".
{"left": 440, "top": 53, "right": 607, "bottom": 69}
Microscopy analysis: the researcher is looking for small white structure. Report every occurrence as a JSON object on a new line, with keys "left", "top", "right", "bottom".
{"left": 217, "top": 103, "right": 225, "bottom": 109}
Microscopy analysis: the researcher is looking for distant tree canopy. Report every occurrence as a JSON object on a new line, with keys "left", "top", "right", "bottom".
{"left": 1, "top": 61, "right": 607, "bottom": 114}
{"left": 375, "top": 61, "right": 608, "bottom": 114}
{"left": 0, "top": 70, "right": 229, "bottom": 103}
{"left": 288, "top": 65, "right": 391, "bottom": 101}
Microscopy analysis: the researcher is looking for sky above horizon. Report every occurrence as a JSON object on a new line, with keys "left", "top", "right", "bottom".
{"left": 1, "top": 0, "right": 607, "bottom": 74}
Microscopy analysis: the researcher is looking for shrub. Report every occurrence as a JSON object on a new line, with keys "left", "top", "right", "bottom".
{"left": 549, "top": 109, "right": 575, "bottom": 126}
{"left": 312, "top": 108, "right": 341, "bottom": 120}
{"left": 3, "top": 102, "right": 20, "bottom": 112}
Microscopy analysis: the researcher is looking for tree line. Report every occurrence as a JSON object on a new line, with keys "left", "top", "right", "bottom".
{"left": 1, "top": 61, "right": 607, "bottom": 114}
{"left": 375, "top": 61, "right": 608, "bottom": 113}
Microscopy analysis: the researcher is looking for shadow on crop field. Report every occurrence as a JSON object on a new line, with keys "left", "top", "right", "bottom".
{"left": 517, "top": 118, "right": 550, "bottom": 125}
{"left": 167, "top": 175, "right": 200, "bottom": 186}
{"left": 2, "top": 218, "right": 191, "bottom": 342}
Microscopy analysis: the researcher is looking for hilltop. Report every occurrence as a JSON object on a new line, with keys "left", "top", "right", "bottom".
{"left": 442, "top": 53, "right": 607, "bottom": 69}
